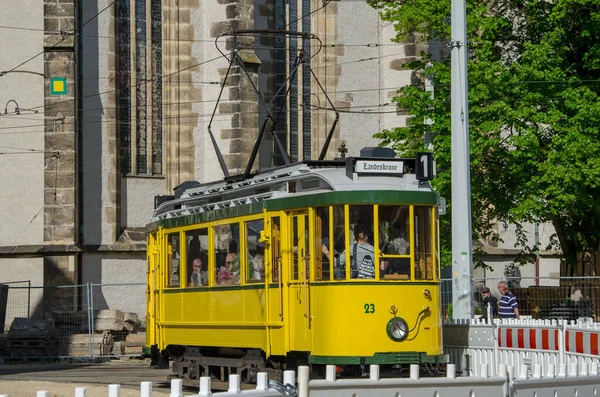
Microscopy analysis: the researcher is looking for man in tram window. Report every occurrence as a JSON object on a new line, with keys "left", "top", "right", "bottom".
{"left": 337, "top": 225, "right": 375, "bottom": 279}
{"left": 189, "top": 258, "right": 208, "bottom": 287}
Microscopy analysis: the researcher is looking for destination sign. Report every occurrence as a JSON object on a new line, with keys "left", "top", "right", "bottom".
{"left": 355, "top": 160, "right": 403, "bottom": 174}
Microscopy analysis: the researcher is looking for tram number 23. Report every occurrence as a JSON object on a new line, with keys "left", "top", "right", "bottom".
{"left": 363, "top": 303, "right": 375, "bottom": 314}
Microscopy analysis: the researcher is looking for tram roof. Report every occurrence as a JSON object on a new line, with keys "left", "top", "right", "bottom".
{"left": 150, "top": 158, "right": 438, "bottom": 225}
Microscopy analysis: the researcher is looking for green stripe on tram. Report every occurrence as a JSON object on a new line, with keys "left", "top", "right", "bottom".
{"left": 265, "top": 190, "right": 438, "bottom": 211}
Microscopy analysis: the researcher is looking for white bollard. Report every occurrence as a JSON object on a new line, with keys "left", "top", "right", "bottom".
{"left": 74, "top": 387, "right": 87, "bottom": 397}
{"left": 325, "top": 365, "right": 336, "bottom": 381}
{"left": 283, "top": 370, "right": 296, "bottom": 386}
{"left": 480, "top": 364, "right": 489, "bottom": 378}
{"left": 298, "top": 366, "right": 310, "bottom": 397}
{"left": 170, "top": 378, "right": 183, "bottom": 397}
{"left": 410, "top": 364, "right": 419, "bottom": 380}
{"left": 140, "top": 381, "right": 152, "bottom": 397}
{"left": 590, "top": 362, "right": 599, "bottom": 376}
{"left": 546, "top": 363, "right": 556, "bottom": 378}
{"left": 498, "top": 364, "right": 507, "bottom": 379}
{"left": 519, "top": 364, "right": 529, "bottom": 380}
{"left": 447, "top": 364, "right": 456, "bottom": 379}
{"left": 199, "top": 377, "right": 212, "bottom": 397}
{"left": 569, "top": 362, "right": 578, "bottom": 377}
{"left": 580, "top": 363, "right": 588, "bottom": 376}
{"left": 532, "top": 365, "right": 542, "bottom": 379}
{"left": 507, "top": 365, "right": 515, "bottom": 383}
{"left": 256, "top": 372, "right": 269, "bottom": 391}
{"left": 558, "top": 363, "right": 567, "bottom": 377}
{"left": 369, "top": 364, "right": 380, "bottom": 380}
{"left": 108, "top": 384, "right": 120, "bottom": 397}
{"left": 36, "top": 392, "right": 49, "bottom": 397}
{"left": 228, "top": 374, "right": 241, "bottom": 394}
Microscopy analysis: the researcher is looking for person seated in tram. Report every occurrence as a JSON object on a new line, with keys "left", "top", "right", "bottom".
{"left": 250, "top": 245, "right": 265, "bottom": 281}
{"left": 217, "top": 253, "right": 240, "bottom": 285}
{"left": 189, "top": 257, "right": 208, "bottom": 286}
{"left": 380, "top": 226, "right": 410, "bottom": 277}
{"left": 336, "top": 225, "right": 376, "bottom": 279}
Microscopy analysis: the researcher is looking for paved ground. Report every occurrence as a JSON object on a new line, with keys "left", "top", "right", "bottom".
{"left": 0, "top": 359, "right": 178, "bottom": 396}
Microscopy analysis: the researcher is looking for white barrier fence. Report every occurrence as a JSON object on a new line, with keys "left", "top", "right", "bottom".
{"left": 2, "top": 363, "right": 600, "bottom": 397}
{"left": 444, "top": 318, "right": 600, "bottom": 377}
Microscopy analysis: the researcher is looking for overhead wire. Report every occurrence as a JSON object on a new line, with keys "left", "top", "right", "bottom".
{"left": 1, "top": 2, "right": 116, "bottom": 76}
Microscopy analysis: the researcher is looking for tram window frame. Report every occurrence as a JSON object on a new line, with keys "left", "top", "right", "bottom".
{"left": 378, "top": 205, "right": 411, "bottom": 280}
{"left": 271, "top": 217, "right": 281, "bottom": 283}
{"left": 314, "top": 207, "right": 332, "bottom": 281}
{"left": 332, "top": 205, "right": 346, "bottom": 280}
{"left": 166, "top": 232, "right": 182, "bottom": 288}
{"left": 185, "top": 228, "right": 209, "bottom": 287}
{"left": 213, "top": 222, "right": 241, "bottom": 286}
{"left": 413, "top": 206, "right": 435, "bottom": 280}
{"left": 344, "top": 205, "right": 376, "bottom": 280}
{"left": 245, "top": 218, "right": 265, "bottom": 283}
{"left": 290, "top": 212, "right": 309, "bottom": 282}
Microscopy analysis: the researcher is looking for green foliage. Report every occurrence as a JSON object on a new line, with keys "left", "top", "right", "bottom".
{"left": 373, "top": 0, "right": 600, "bottom": 273}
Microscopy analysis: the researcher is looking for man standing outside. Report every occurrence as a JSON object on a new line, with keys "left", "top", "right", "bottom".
{"left": 497, "top": 281, "right": 520, "bottom": 319}
{"left": 479, "top": 286, "right": 498, "bottom": 322}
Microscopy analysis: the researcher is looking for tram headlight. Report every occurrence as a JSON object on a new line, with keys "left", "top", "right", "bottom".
{"left": 386, "top": 317, "right": 409, "bottom": 342}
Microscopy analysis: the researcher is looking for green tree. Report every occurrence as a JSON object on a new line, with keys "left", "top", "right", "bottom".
{"left": 372, "top": 0, "right": 600, "bottom": 275}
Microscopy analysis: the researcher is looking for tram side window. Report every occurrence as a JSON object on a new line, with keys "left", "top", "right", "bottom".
{"left": 332, "top": 205, "right": 346, "bottom": 280}
{"left": 214, "top": 223, "right": 241, "bottom": 285}
{"left": 246, "top": 219, "right": 265, "bottom": 283}
{"left": 167, "top": 233, "right": 181, "bottom": 287}
{"left": 271, "top": 217, "right": 281, "bottom": 282}
{"left": 186, "top": 228, "right": 209, "bottom": 287}
{"left": 337, "top": 205, "right": 376, "bottom": 279}
{"left": 314, "top": 207, "right": 331, "bottom": 281}
{"left": 414, "top": 206, "right": 435, "bottom": 280}
{"left": 379, "top": 206, "right": 411, "bottom": 279}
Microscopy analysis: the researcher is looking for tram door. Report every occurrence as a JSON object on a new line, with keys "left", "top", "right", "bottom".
{"left": 146, "top": 231, "right": 161, "bottom": 348}
{"left": 288, "top": 211, "right": 313, "bottom": 352}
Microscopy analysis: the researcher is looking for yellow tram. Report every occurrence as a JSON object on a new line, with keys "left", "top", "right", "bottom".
{"left": 145, "top": 154, "right": 444, "bottom": 381}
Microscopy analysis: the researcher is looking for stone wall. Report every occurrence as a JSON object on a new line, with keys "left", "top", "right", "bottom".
{"left": 43, "top": 0, "right": 78, "bottom": 287}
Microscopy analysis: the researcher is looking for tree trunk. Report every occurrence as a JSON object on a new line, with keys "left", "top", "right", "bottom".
{"left": 551, "top": 215, "right": 577, "bottom": 276}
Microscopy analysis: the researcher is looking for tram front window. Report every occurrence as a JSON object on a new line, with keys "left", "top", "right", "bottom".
{"left": 379, "top": 206, "right": 411, "bottom": 279}
{"left": 347, "top": 206, "right": 375, "bottom": 279}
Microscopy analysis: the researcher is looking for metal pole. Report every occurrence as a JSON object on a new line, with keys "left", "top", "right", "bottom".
{"left": 451, "top": 0, "right": 473, "bottom": 320}
{"left": 27, "top": 280, "right": 31, "bottom": 320}
{"left": 424, "top": 62, "right": 434, "bottom": 151}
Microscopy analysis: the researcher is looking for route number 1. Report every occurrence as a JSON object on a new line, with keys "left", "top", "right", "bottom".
{"left": 416, "top": 152, "right": 433, "bottom": 181}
